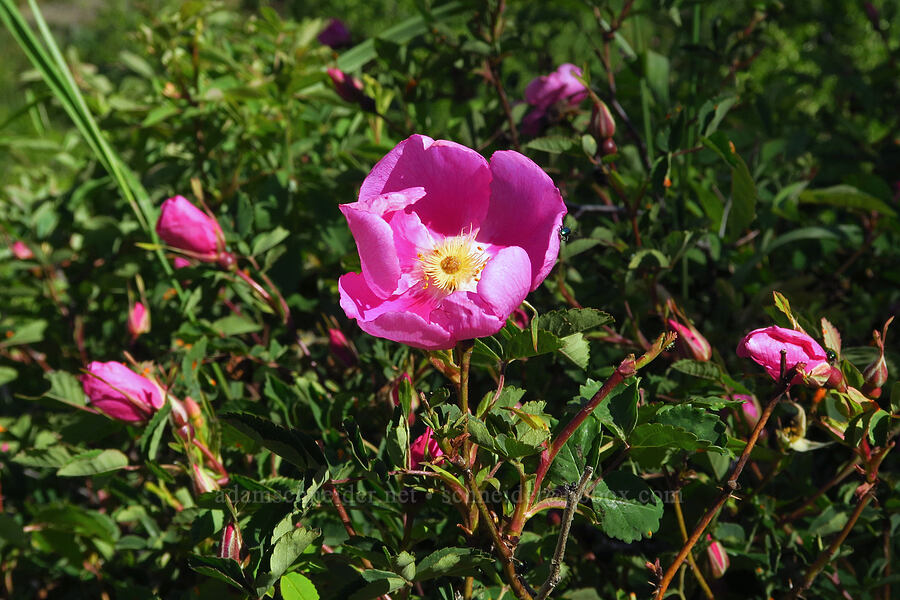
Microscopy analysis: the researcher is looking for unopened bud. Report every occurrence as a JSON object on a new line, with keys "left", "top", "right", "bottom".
{"left": 706, "top": 534, "right": 729, "bottom": 578}
{"left": 327, "top": 68, "right": 375, "bottom": 112}
{"left": 591, "top": 100, "right": 616, "bottom": 139}
{"left": 216, "top": 251, "right": 237, "bottom": 271}
{"left": 192, "top": 464, "right": 220, "bottom": 494}
{"left": 601, "top": 138, "right": 618, "bottom": 156}
{"left": 10, "top": 241, "right": 33, "bottom": 260}
{"left": 328, "top": 328, "right": 357, "bottom": 368}
{"left": 668, "top": 317, "right": 712, "bottom": 362}
{"left": 825, "top": 366, "right": 847, "bottom": 392}
{"left": 862, "top": 317, "right": 892, "bottom": 396}
{"left": 218, "top": 521, "right": 244, "bottom": 562}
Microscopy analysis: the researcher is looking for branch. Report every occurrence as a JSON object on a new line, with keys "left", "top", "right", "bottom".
{"left": 535, "top": 467, "right": 594, "bottom": 600}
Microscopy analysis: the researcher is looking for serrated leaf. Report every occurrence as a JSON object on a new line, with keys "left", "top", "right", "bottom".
{"left": 591, "top": 472, "right": 663, "bottom": 543}
{"left": 772, "top": 291, "right": 800, "bottom": 330}
{"left": 189, "top": 554, "right": 252, "bottom": 592}
{"left": 559, "top": 333, "right": 590, "bottom": 370}
{"left": 57, "top": 449, "right": 129, "bottom": 477}
{"left": 415, "top": 547, "right": 493, "bottom": 581}
{"left": 656, "top": 404, "right": 725, "bottom": 446}
{"left": 537, "top": 308, "right": 614, "bottom": 337}
{"left": 266, "top": 526, "right": 320, "bottom": 585}
{"left": 221, "top": 412, "right": 325, "bottom": 471}
{"left": 280, "top": 572, "right": 319, "bottom": 600}
{"left": 670, "top": 359, "right": 721, "bottom": 380}
{"left": 820, "top": 317, "right": 842, "bottom": 358}
{"left": 13, "top": 446, "right": 73, "bottom": 468}
{"left": 526, "top": 135, "right": 573, "bottom": 153}
{"left": 251, "top": 226, "right": 291, "bottom": 256}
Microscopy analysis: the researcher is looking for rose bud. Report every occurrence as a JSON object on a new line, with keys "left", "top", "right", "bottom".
{"left": 155, "top": 195, "right": 225, "bottom": 262}
{"left": 409, "top": 427, "right": 443, "bottom": 470}
{"left": 318, "top": 18, "right": 352, "bottom": 49}
{"left": 219, "top": 521, "right": 245, "bottom": 562}
{"left": 10, "top": 241, "right": 33, "bottom": 260}
{"left": 327, "top": 68, "right": 375, "bottom": 111}
{"left": 862, "top": 317, "right": 892, "bottom": 396}
{"left": 328, "top": 328, "right": 357, "bottom": 368}
{"left": 600, "top": 137, "right": 618, "bottom": 156}
{"left": 80, "top": 361, "right": 165, "bottom": 423}
{"left": 192, "top": 463, "right": 220, "bottom": 494}
{"left": 184, "top": 396, "right": 205, "bottom": 430}
{"left": 128, "top": 302, "right": 150, "bottom": 340}
{"left": 173, "top": 256, "right": 192, "bottom": 269}
{"left": 591, "top": 99, "right": 616, "bottom": 140}
{"left": 706, "top": 534, "right": 729, "bottom": 578}
{"left": 668, "top": 318, "right": 712, "bottom": 362}
{"left": 736, "top": 326, "right": 831, "bottom": 386}
{"left": 734, "top": 393, "right": 761, "bottom": 429}
{"left": 511, "top": 307, "right": 530, "bottom": 330}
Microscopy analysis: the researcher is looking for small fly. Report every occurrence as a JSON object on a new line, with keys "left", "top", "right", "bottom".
{"left": 558, "top": 226, "right": 572, "bottom": 242}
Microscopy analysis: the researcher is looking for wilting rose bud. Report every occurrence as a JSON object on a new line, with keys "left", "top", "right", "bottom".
{"left": 668, "top": 318, "right": 712, "bottom": 362}
{"left": 736, "top": 326, "right": 831, "bottom": 386}
{"left": 318, "top": 18, "right": 352, "bottom": 49}
{"left": 192, "top": 463, "right": 220, "bottom": 494}
{"left": 10, "top": 241, "right": 33, "bottom": 260}
{"left": 706, "top": 534, "right": 729, "bottom": 578}
{"left": 328, "top": 328, "right": 357, "bottom": 368}
{"left": 80, "top": 361, "right": 164, "bottom": 423}
{"left": 591, "top": 100, "right": 616, "bottom": 140}
{"left": 155, "top": 195, "right": 225, "bottom": 262}
{"left": 219, "top": 521, "right": 245, "bottom": 561}
{"left": 128, "top": 302, "right": 150, "bottom": 340}
{"left": 862, "top": 317, "right": 892, "bottom": 395}
{"left": 327, "top": 68, "right": 375, "bottom": 111}
{"left": 409, "top": 427, "right": 443, "bottom": 470}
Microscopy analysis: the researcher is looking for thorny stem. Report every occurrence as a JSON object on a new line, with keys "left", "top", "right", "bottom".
{"left": 654, "top": 372, "right": 795, "bottom": 600}
{"left": 535, "top": 467, "right": 594, "bottom": 600}
{"left": 672, "top": 489, "right": 714, "bottom": 600}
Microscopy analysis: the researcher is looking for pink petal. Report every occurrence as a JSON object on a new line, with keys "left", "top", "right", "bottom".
{"left": 358, "top": 135, "right": 492, "bottom": 236}
{"left": 479, "top": 151, "right": 566, "bottom": 290}
{"left": 475, "top": 245, "right": 531, "bottom": 319}
{"left": 340, "top": 203, "right": 402, "bottom": 298}
{"left": 430, "top": 293, "right": 506, "bottom": 343}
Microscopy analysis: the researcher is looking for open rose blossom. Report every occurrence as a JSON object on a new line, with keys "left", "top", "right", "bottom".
{"left": 81, "top": 361, "right": 164, "bottom": 423}
{"left": 522, "top": 63, "right": 588, "bottom": 133}
{"left": 155, "top": 195, "right": 224, "bottom": 262}
{"left": 409, "top": 427, "right": 443, "bottom": 469}
{"left": 737, "top": 326, "right": 831, "bottom": 386}
{"left": 338, "top": 135, "right": 566, "bottom": 349}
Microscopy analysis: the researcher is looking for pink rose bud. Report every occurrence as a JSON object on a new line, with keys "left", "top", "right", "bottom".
{"left": 734, "top": 394, "right": 761, "bottom": 429}
{"left": 219, "top": 521, "right": 245, "bottom": 562}
{"left": 327, "top": 68, "right": 375, "bottom": 111}
{"left": 328, "top": 328, "right": 357, "bottom": 368}
{"left": 318, "top": 18, "right": 352, "bottom": 49}
{"left": 862, "top": 317, "right": 891, "bottom": 396}
{"left": 80, "top": 361, "right": 165, "bottom": 423}
{"left": 155, "top": 195, "right": 225, "bottom": 262}
{"left": 409, "top": 427, "right": 443, "bottom": 470}
{"left": 736, "top": 326, "right": 831, "bottom": 386}
{"left": 184, "top": 396, "right": 204, "bottom": 426}
{"left": 591, "top": 99, "right": 616, "bottom": 139}
{"left": 511, "top": 307, "right": 530, "bottom": 330}
{"left": 668, "top": 318, "right": 712, "bottom": 362}
{"left": 601, "top": 138, "right": 618, "bottom": 156}
{"left": 523, "top": 63, "right": 588, "bottom": 134}
{"left": 128, "top": 302, "right": 150, "bottom": 340}
{"left": 706, "top": 534, "right": 729, "bottom": 578}
{"left": 11, "top": 241, "right": 33, "bottom": 260}
{"left": 192, "top": 463, "right": 219, "bottom": 494}
{"left": 173, "top": 256, "right": 192, "bottom": 269}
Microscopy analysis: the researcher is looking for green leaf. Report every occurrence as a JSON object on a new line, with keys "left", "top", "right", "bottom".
{"left": 499, "top": 326, "right": 564, "bottom": 362}
{"left": 415, "top": 547, "right": 493, "bottom": 581}
{"left": 799, "top": 185, "right": 896, "bottom": 218}
{"left": 251, "top": 226, "right": 291, "bottom": 256}
{"left": 643, "top": 50, "right": 670, "bottom": 107}
{"left": 583, "top": 378, "right": 638, "bottom": 439}
{"left": 0, "top": 366, "right": 17, "bottom": 386}
{"left": 526, "top": 135, "right": 573, "bottom": 153}
{"left": 12, "top": 446, "right": 72, "bottom": 468}
{"left": 221, "top": 412, "right": 326, "bottom": 471}
{"left": 558, "top": 333, "right": 590, "bottom": 370}
{"left": 0, "top": 319, "right": 46, "bottom": 347}
{"left": 211, "top": 315, "right": 263, "bottom": 337}
{"left": 0, "top": 514, "right": 28, "bottom": 548}
{"left": 280, "top": 572, "right": 319, "bottom": 600}
{"left": 656, "top": 405, "right": 725, "bottom": 446}
{"left": 591, "top": 472, "right": 663, "bottom": 543}
{"left": 189, "top": 554, "right": 252, "bottom": 592}
{"left": 268, "top": 526, "right": 320, "bottom": 584}
{"left": 349, "top": 569, "right": 408, "bottom": 600}
{"left": 548, "top": 413, "right": 601, "bottom": 486}
{"left": 536, "top": 308, "right": 613, "bottom": 337}
{"left": 42, "top": 370, "right": 86, "bottom": 407}
{"left": 139, "top": 400, "right": 172, "bottom": 461}
{"left": 702, "top": 133, "right": 757, "bottom": 238}
{"left": 670, "top": 359, "right": 722, "bottom": 380}
{"left": 57, "top": 449, "right": 129, "bottom": 476}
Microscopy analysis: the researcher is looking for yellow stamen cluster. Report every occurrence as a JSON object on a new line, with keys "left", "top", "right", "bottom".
{"left": 418, "top": 233, "right": 489, "bottom": 293}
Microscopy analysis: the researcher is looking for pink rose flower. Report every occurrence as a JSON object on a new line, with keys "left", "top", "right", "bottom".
{"left": 128, "top": 302, "right": 150, "bottom": 340}
{"left": 155, "top": 195, "right": 225, "bottom": 262}
{"left": 522, "top": 63, "right": 587, "bottom": 133}
{"left": 734, "top": 393, "right": 761, "bottom": 429}
{"left": 409, "top": 427, "right": 443, "bottom": 469}
{"left": 668, "top": 318, "right": 712, "bottom": 362}
{"left": 328, "top": 328, "right": 358, "bottom": 368}
{"left": 318, "top": 18, "right": 352, "bottom": 49}
{"left": 736, "top": 326, "right": 831, "bottom": 386}
{"left": 80, "top": 361, "right": 165, "bottom": 423}
{"left": 338, "top": 134, "right": 566, "bottom": 350}
{"left": 173, "top": 256, "right": 192, "bottom": 269}
{"left": 11, "top": 241, "right": 33, "bottom": 260}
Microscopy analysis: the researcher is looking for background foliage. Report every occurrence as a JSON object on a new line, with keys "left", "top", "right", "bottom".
{"left": 0, "top": 0, "right": 898, "bottom": 598}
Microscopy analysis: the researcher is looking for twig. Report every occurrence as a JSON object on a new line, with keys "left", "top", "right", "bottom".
{"left": 672, "top": 489, "right": 714, "bottom": 600}
{"left": 777, "top": 455, "right": 861, "bottom": 525}
{"left": 535, "top": 467, "right": 594, "bottom": 600}
{"left": 654, "top": 371, "right": 796, "bottom": 599}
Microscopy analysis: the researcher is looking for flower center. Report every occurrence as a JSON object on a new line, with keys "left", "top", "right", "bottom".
{"left": 419, "top": 233, "right": 489, "bottom": 293}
